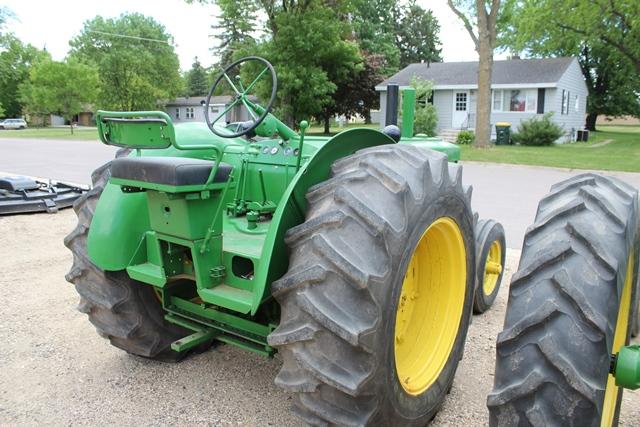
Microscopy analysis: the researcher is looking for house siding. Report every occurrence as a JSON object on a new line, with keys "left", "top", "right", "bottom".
{"left": 166, "top": 103, "right": 249, "bottom": 124}
{"left": 548, "top": 59, "right": 588, "bottom": 141}
{"left": 434, "top": 90, "right": 453, "bottom": 131}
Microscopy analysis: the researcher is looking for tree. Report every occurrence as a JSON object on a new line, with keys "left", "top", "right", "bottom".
{"left": 500, "top": 0, "right": 640, "bottom": 131}
{"left": 0, "top": 102, "right": 4, "bottom": 117}
{"left": 396, "top": 1, "right": 443, "bottom": 68}
{"left": 211, "top": 0, "right": 257, "bottom": 67}
{"left": 349, "top": 0, "right": 443, "bottom": 74}
{"left": 318, "top": 52, "right": 386, "bottom": 133}
{"left": 69, "top": 13, "right": 181, "bottom": 111}
{"left": 0, "top": 36, "right": 50, "bottom": 117}
{"left": 512, "top": 0, "right": 640, "bottom": 74}
{"left": 448, "top": 0, "right": 501, "bottom": 148}
{"left": 185, "top": 57, "right": 209, "bottom": 96}
{"left": 20, "top": 59, "right": 99, "bottom": 133}
{"left": 349, "top": 0, "right": 401, "bottom": 75}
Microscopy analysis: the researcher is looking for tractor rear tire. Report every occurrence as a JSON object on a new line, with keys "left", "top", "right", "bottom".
{"left": 487, "top": 173, "right": 639, "bottom": 426}
{"left": 269, "top": 145, "right": 475, "bottom": 426}
{"left": 64, "top": 152, "right": 188, "bottom": 361}
{"left": 473, "top": 219, "right": 506, "bottom": 314}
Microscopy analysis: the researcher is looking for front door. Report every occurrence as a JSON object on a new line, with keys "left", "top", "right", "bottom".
{"left": 452, "top": 91, "right": 469, "bottom": 128}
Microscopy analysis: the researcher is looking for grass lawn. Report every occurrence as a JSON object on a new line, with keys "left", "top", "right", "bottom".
{"left": 0, "top": 127, "right": 98, "bottom": 140}
{"left": 306, "top": 122, "right": 378, "bottom": 136}
{"left": 460, "top": 125, "right": 640, "bottom": 172}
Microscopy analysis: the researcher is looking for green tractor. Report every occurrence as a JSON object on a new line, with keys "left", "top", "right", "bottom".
{"left": 64, "top": 56, "right": 507, "bottom": 425}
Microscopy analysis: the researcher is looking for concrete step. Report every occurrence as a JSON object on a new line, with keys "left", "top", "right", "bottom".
{"left": 438, "top": 128, "right": 465, "bottom": 143}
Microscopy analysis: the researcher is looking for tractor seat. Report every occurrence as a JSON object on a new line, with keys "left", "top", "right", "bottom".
{"left": 111, "top": 156, "right": 232, "bottom": 187}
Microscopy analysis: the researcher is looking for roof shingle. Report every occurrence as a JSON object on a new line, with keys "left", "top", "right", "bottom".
{"left": 378, "top": 57, "right": 576, "bottom": 89}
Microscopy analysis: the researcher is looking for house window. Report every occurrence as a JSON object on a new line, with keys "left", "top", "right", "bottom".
{"left": 492, "top": 90, "right": 503, "bottom": 111}
{"left": 455, "top": 92, "right": 467, "bottom": 111}
{"left": 497, "top": 89, "right": 538, "bottom": 112}
{"left": 175, "top": 108, "right": 180, "bottom": 119}
{"left": 509, "top": 90, "right": 526, "bottom": 111}
{"left": 561, "top": 90, "right": 570, "bottom": 115}
{"left": 186, "top": 107, "right": 194, "bottom": 119}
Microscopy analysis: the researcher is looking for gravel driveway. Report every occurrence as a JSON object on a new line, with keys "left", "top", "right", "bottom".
{"left": 1, "top": 210, "right": 639, "bottom": 425}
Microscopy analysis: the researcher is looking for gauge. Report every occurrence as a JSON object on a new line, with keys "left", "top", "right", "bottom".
{"left": 270, "top": 146, "right": 279, "bottom": 155}
{"left": 262, "top": 146, "right": 270, "bottom": 154}
{"left": 284, "top": 147, "right": 293, "bottom": 156}
{"left": 293, "top": 148, "right": 300, "bottom": 156}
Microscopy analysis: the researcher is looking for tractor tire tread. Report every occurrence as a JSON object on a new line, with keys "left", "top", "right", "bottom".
{"left": 64, "top": 155, "right": 187, "bottom": 362}
{"left": 487, "top": 173, "right": 639, "bottom": 426}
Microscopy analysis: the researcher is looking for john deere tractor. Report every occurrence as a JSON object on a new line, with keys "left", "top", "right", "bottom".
{"left": 65, "top": 56, "right": 507, "bottom": 425}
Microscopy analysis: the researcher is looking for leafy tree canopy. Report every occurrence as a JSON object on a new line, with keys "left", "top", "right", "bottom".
{"left": 20, "top": 59, "right": 99, "bottom": 133}
{"left": 396, "top": 1, "right": 442, "bottom": 67}
{"left": 185, "top": 56, "right": 209, "bottom": 96}
{"left": 0, "top": 35, "right": 50, "bottom": 117}
{"left": 69, "top": 13, "right": 181, "bottom": 111}
{"left": 500, "top": 0, "right": 640, "bottom": 128}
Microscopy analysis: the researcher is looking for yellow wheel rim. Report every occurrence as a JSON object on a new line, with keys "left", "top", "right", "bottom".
{"left": 483, "top": 240, "right": 502, "bottom": 296}
{"left": 601, "top": 254, "right": 634, "bottom": 426}
{"left": 394, "top": 217, "right": 467, "bottom": 396}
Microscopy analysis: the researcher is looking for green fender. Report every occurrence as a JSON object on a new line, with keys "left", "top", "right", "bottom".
{"left": 249, "top": 128, "right": 395, "bottom": 313}
{"left": 88, "top": 185, "right": 150, "bottom": 270}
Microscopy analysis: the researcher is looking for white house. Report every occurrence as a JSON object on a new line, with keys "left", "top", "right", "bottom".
{"left": 164, "top": 96, "right": 252, "bottom": 125}
{"left": 376, "top": 57, "right": 589, "bottom": 142}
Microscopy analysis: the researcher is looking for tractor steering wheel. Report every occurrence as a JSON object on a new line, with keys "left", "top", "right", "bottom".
{"left": 205, "top": 56, "right": 277, "bottom": 139}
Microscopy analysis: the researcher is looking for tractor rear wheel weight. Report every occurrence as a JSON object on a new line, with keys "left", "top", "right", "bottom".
{"left": 487, "top": 173, "right": 640, "bottom": 426}
{"left": 473, "top": 219, "right": 506, "bottom": 314}
{"left": 269, "top": 145, "right": 475, "bottom": 425}
{"left": 64, "top": 152, "right": 189, "bottom": 361}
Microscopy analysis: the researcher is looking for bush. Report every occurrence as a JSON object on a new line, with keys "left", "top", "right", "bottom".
{"left": 413, "top": 103, "right": 438, "bottom": 136}
{"left": 456, "top": 130, "right": 475, "bottom": 145}
{"left": 511, "top": 113, "right": 564, "bottom": 146}
{"left": 408, "top": 76, "right": 438, "bottom": 137}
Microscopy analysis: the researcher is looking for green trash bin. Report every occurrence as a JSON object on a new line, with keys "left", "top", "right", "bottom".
{"left": 495, "top": 122, "right": 511, "bottom": 145}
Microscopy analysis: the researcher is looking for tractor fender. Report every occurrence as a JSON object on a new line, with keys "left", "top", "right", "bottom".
{"left": 87, "top": 183, "right": 150, "bottom": 271}
{"left": 251, "top": 128, "right": 395, "bottom": 314}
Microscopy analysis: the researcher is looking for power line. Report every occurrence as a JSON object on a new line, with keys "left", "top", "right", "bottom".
{"left": 86, "top": 29, "right": 172, "bottom": 45}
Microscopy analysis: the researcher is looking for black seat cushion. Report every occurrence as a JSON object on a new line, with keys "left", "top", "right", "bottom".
{"left": 111, "top": 156, "right": 232, "bottom": 186}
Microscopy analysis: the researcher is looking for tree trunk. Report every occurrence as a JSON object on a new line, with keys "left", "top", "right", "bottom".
{"left": 475, "top": 41, "right": 493, "bottom": 148}
{"left": 323, "top": 116, "right": 331, "bottom": 134}
{"left": 473, "top": 5, "right": 495, "bottom": 150}
{"left": 70, "top": 122, "right": 74, "bottom": 135}
{"left": 585, "top": 112, "right": 598, "bottom": 132}
{"left": 364, "top": 110, "right": 372, "bottom": 124}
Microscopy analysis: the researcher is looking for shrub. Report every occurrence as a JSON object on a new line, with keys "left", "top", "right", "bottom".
{"left": 409, "top": 76, "right": 438, "bottom": 136}
{"left": 456, "top": 130, "right": 475, "bottom": 145}
{"left": 413, "top": 103, "right": 438, "bottom": 136}
{"left": 511, "top": 113, "right": 564, "bottom": 146}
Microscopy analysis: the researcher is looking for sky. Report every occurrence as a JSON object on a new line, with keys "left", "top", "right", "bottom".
{"left": 3, "top": 0, "right": 504, "bottom": 72}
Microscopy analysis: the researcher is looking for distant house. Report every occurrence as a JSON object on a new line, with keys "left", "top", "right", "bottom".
{"left": 164, "top": 96, "right": 252, "bottom": 124}
{"left": 376, "top": 57, "right": 588, "bottom": 142}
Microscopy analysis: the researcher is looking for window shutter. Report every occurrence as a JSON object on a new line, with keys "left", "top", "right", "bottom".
{"left": 537, "top": 89, "right": 545, "bottom": 114}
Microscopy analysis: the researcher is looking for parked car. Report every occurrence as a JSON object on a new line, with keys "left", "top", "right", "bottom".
{"left": 0, "top": 119, "right": 28, "bottom": 130}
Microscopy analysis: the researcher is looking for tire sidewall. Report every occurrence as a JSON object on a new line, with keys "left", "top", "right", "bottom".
{"left": 382, "top": 191, "right": 475, "bottom": 423}
{"left": 474, "top": 222, "right": 506, "bottom": 313}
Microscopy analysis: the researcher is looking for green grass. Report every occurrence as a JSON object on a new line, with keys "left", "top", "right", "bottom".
{"left": 306, "top": 122, "right": 378, "bottom": 136}
{"left": 0, "top": 127, "right": 98, "bottom": 140}
{"left": 460, "top": 125, "right": 640, "bottom": 172}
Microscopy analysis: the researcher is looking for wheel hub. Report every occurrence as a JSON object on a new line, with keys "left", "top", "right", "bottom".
{"left": 394, "top": 217, "right": 467, "bottom": 396}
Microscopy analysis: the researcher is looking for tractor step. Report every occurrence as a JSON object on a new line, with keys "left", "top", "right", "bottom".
{"left": 127, "top": 262, "right": 166, "bottom": 287}
{"left": 200, "top": 285, "right": 253, "bottom": 313}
